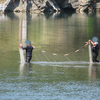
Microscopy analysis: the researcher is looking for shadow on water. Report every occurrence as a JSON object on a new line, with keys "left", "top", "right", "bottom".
{"left": 2, "top": 10, "right": 78, "bottom": 21}
{"left": 44, "top": 11, "right": 75, "bottom": 19}
{"left": 25, "top": 63, "right": 32, "bottom": 75}
{"left": 3, "top": 11, "right": 74, "bottom": 20}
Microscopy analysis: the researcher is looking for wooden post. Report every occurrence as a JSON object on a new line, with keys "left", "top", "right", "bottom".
{"left": 88, "top": 40, "right": 92, "bottom": 63}
{"left": 19, "top": 13, "right": 27, "bottom": 76}
{"left": 19, "top": 13, "right": 27, "bottom": 63}
{"left": 19, "top": 18, "right": 25, "bottom": 63}
{"left": 22, "top": 13, "right": 27, "bottom": 46}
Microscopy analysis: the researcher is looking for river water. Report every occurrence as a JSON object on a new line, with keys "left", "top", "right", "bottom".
{"left": 0, "top": 12, "right": 100, "bottom": 100}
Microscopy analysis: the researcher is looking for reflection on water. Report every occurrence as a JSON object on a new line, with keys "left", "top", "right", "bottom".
{"left": 18, "top": 13, "right": 27, "bottom": 76}
{"left": 0, "top": 12, "right": 100, "bottom": 99}
{"left": 89, "top": 63, "right": 100, "bottom": 81}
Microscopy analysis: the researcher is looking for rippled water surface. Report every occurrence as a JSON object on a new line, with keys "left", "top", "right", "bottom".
{"left": 0, "top": 12, "right": 100, "bottom": 100}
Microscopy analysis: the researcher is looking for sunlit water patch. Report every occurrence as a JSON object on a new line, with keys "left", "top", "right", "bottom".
{"left": 31, "top": 61, "right": 89, "bottom": 67}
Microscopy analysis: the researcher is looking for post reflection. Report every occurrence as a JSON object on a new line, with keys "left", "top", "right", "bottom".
{"left": 19, "top": 13, "right": 27, "bottom": 76}
{"left": 88, "top": 63, "right": 99, "bottom": 82}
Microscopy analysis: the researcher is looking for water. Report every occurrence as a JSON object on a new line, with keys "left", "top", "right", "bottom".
{"left": 0, "top": 12, "right": 100, "bottom": 100}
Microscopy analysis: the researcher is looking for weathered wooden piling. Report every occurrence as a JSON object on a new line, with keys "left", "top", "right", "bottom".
{"left": 19, "top": 13, "right": 27, "bottom": 63}
{"left": 88, "top": 40, "right": 92, "bottom": 63}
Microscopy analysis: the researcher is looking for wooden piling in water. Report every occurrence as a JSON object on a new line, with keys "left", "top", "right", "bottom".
{"left": 88, "top": 40, "right": 92, "bottom": 63}
{"left": 19, "top": 13, "right": 27, "bottom": 63}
